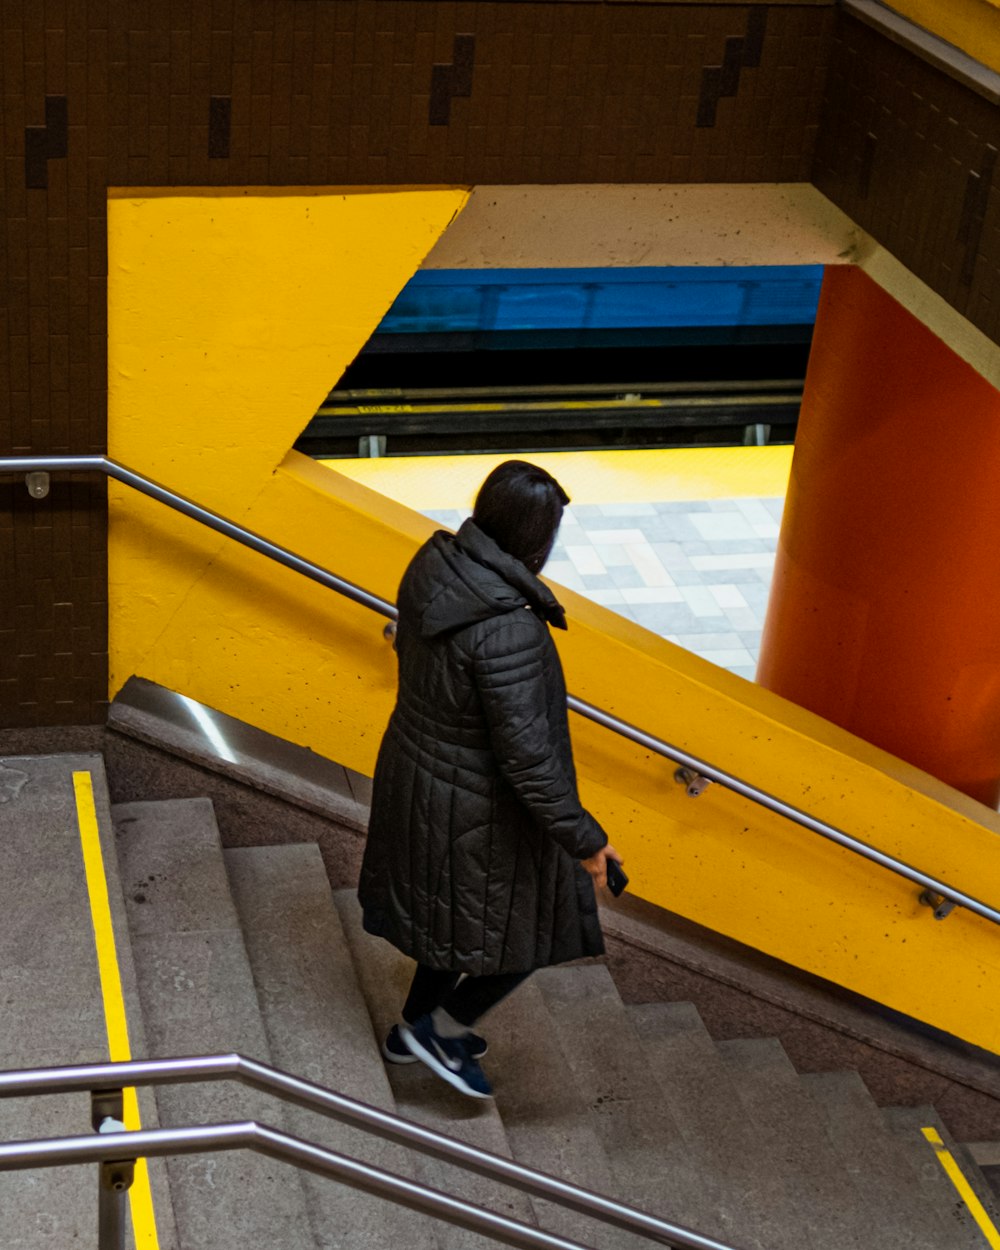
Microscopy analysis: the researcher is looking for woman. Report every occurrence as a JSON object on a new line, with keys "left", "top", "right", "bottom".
{"left": 359, "top": 460, "right": 622, "bottom": 1099}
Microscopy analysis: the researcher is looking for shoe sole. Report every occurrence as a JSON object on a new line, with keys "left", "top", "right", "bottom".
{"left": 381, "top": 1040, "right": 419, "bottom": 1065}
{"left": 382, "top": 1030, "right": 487, "bottom": 1065}
{"left": 399, "top": 1025, "right": 493, "bottom": 1100}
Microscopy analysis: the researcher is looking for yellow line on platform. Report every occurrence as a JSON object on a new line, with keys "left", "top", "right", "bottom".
{"left": 921, "top": 1126, "right": 1000, "bottom": 1248}
{"left": 321, "top": 446, "right": 793, "bottom": 510}
{"left": 73, "top": 771, "right": 160, "bottom": 1250}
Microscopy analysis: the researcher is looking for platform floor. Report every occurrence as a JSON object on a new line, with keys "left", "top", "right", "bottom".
{"left": 323, "top": 447, "right": 792, "bottom": 680}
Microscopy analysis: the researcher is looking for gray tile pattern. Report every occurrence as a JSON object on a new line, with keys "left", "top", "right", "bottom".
{"left": 425, "top": 497, "right": 783, "bottom": 680}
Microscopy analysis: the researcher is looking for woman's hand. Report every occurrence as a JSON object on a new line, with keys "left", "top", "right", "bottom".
{"left": 580, "top": 844, "right": 623, "bottom": 890}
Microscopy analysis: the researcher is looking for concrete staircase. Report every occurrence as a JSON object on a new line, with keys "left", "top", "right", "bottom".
{"left": 1, "top": 751, "right": 998, "bottom": 1249}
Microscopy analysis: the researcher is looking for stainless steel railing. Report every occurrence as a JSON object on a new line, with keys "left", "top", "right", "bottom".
{"left": 7, "top": 454, "right": 395, "bottom": 616}
{"left": 0, "top": 1052, "right": 741, "bottom": 1250}
{"left": 2, "top": 454, "right": 997, "bottom": 928}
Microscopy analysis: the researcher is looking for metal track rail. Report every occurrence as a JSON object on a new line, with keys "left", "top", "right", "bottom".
{"left": 310, "top": 380, "right": 803, "bottom": 440}
{"left": 327, "top": 379, "right": 803, "bottom": 401}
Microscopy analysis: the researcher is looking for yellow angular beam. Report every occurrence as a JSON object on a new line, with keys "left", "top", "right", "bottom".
{"left": 107, "top": 186, "right": 468, "bottom": 691}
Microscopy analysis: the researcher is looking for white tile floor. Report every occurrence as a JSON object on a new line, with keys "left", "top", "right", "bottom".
{"left": 425, "top": 497, "right": 784, "bottom": 681}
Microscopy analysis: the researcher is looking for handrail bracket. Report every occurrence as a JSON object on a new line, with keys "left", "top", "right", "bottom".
{"left": 25, "top": 471, "right": 50, "bottom": 499}
{"left": 675, "top": 767, "right": 713, "bottom": 798}
{"left": 919, "top": 889, "right": 958, "bottom": 921}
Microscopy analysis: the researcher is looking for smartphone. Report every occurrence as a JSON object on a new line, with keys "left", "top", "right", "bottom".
{"left": 606, "top": 859, "right": 629, "bottom": 898}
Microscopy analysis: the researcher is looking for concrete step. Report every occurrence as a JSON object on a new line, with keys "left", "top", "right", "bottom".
{"left": 628, "top": 1000, "right": 806, "bottom": 1250}
{"left": 225, "top": 844, "right": 439, "bottom": 1250}
{"left": 881, "top": 1103, "right": 999, "bottom": 1250}
{"left": 715, "top": 1036, "right": 873, "bottom": 1250}
{"left": 333, "top": 888, "right": 536, "bottom": 1250}
{"left": 801, "top": 1070, "right": 961, "bottom": 1250}
{"left": 0, "top": 754, "right": 177, "bottom": 1250}
{"left": 113, "top": 797, "right": 316, "bottom": 1250}
{"left": 485, "top": 977, "right": 649, "bottom": 1250}
{"left": 533, "top": 964, "right": 734, "bottom": 1248}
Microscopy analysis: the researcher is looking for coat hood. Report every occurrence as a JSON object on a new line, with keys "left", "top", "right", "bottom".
{"left": 408, "top": 518, "right": 568, "bottom": 639}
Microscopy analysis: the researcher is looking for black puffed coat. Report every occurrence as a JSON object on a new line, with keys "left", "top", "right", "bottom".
{"left": 359, "top": 518, "right": 609, "bottom": 976}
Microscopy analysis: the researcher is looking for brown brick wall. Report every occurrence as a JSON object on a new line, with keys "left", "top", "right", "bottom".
{"left": 813, "top": 12, "right": 1000, "bottom": 347}
{"left": 0, "top": 476, "right": 108, "bottom": 727}
{"left": 0, "top": 0, "right": 830, "bottom": 729}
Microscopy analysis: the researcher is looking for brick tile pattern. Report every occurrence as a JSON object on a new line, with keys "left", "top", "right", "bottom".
{"left": 813, "top": 13, "right": 1000, "bottom": 346}
{"left": 0, "top": 477, "right": 108, "bottom": 727}
{"left": 696, "top": 8, "right": 767, "bottom": 129}
{"left": 429, "top": 34, "right": 476, "bottom": 127}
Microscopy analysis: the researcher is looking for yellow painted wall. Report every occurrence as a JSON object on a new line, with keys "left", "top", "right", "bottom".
{"left": 884, "top": 0, "right": 1000, "bottom": 74}
{"left": 108, "top": 190, "right": 1000, "bottom": 1056}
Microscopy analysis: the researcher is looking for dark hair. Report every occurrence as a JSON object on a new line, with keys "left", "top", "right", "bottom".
{"left": 473, "top": 460, "right": 570, "bottom": 574}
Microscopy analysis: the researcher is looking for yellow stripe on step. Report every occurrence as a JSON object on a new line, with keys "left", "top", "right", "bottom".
{"left": 921, "top": 1126, "right": 1000, "bottom": 1249}
{"left": 73, "top": 771, "right": 160, "bottom": 1250}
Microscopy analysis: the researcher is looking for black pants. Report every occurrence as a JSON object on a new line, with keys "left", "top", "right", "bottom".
{"left": 402, "top": 964, "right": 531, "bottom": 1029}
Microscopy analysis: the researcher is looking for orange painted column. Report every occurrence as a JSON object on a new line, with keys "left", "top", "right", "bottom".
{"left": 757, "top": 266, "right": 1000, "bottom": 808}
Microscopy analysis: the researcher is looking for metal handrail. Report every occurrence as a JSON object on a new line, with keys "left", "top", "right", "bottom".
{"left": 569, "top": 696, "right": 1000, "bottom": 927}
{"left": 4, "top": 455, "right": 396, "bottom": 617}
{"left": 0, "top": 1052, "right": 739, "bottom": 1250}
{"left": 0, "top": 1121, "right": 613, "bottom": 1250}
{"left": 2, "top": 453, "right": 997, "bottom": 927}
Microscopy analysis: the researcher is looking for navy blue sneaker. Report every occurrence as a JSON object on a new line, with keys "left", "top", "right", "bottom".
{"left": 382, "top": 1023, "right": 487, "bottom": 1065}
{"left": 399, "top": 1015, "right": 494, "bottom": 1099}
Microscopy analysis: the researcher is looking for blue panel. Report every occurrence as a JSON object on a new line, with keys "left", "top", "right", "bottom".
{"left": 376, "top": 266, "right": 825, "bottom": 335}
